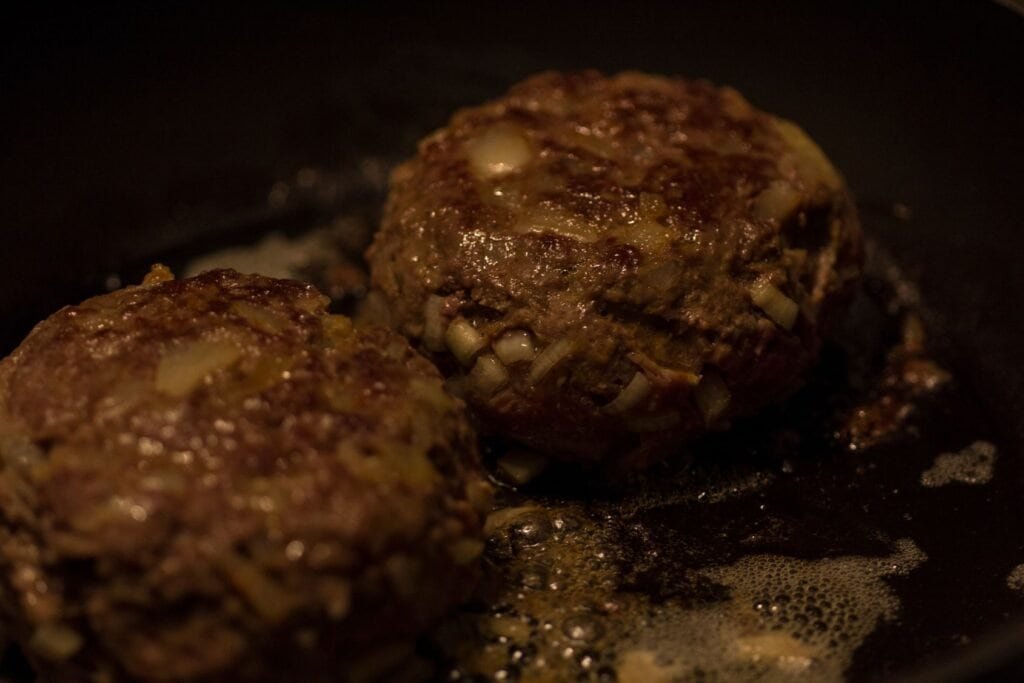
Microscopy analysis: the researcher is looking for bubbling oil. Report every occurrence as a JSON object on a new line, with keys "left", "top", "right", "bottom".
{"left": 1008, "top": 565, "right": 1024, "bottom": 593}
{"left": 920, "top": 441, "right": 997, "bottom": 488}
{"left": 437, "top": 500, "right": 925, "bottom": 683}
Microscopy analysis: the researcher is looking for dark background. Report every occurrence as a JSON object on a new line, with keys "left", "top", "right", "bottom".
{"left": 1, "top": 2, "right": 1023, "bottom": 680}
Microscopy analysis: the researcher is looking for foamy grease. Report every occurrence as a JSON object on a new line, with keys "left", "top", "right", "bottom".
{"left": 920, "top": 441, "right": 997, "bottom": 488}
{"left": 611, "top": 539, "right": 927, "bottom": 683}
{"left": 1007, "top": 564, "right": 1024, "bottom": 593}
{"left": 444, "top": 501, "right": 927, "bottom": 683}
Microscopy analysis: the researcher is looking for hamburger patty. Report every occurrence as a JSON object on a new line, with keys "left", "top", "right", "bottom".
{"left": 0, "top": 268, "right": 490, "bottom": 682}
{"left": 368, "top": 70, "right": 863, "bottom": 467}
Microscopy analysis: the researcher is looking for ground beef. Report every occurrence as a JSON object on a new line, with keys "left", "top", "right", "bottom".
{"left": 0, "top": 267, "right": 490, "bottom": 682}
{"left": 368, "top": 70, "right": 863, "bottom": 468}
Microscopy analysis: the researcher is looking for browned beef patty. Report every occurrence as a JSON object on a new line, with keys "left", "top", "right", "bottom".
{"left": 0, "top": 268, "right": 490, "bottom": 682}
{"left": 368, "top": 70, "right": 863, "bottom": 468}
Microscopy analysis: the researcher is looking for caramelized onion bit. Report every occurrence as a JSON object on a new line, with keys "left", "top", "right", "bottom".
{"left": 627, "top": 351, "right": 700, "bottom": 387}
{"left": 142, "top": 263, "right": 175, "bottom": 286}
{"left": 30, "top": 624, "right": 83, "bottom": 660}
{"left": 216, "top": 551, "right": 298, "bottom": 623}
{"left": 618, "top": 220, "right": 672, "bottom": 253}
{"left": 496, "top": 450, "right": 548, "bottom": 485}
{"left": 695, "top": 371, "right": 731, "bottom": 424}
{"left": 603, "top": 372, "right": 652, "bottom": 415}
{"left": 512, "top": 205, "right": 601, "bottom": 243}
{"left": 156, "top": 340, "right": 242, "bottom": 397}
{"left": 750, "top": 281, "right": 799, "bottom": 330}
{"left": 445, "top": 318, "right": 487, "bottom": 365}
{"left": 752, "top": 181, "right": 802, "bottom": 222}
{"left": 231, "top": 301, "right": 286, "bottom": 335}
{"left": 423, "top": 295, "right": 447, "bottom": 352}
{"left": 322, "top": 315, "right": 354, "bottom": 343}
{"left": 783, "top": 248, "right": 809, "bottom": 270}
{"left": 527, "top": 338, "right": 574, "bottom": 384}
{"left": 493, "top": 329, "right": 536, "bottom": 365}
{"left": 466, "top": 126, "right": 533, "bottom": 179}
{"left": 469, "top": 353, "right": 510, "bottom": 396}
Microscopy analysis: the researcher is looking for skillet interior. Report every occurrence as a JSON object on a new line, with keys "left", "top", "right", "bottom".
{"left": 1, "top": 2, "right": 1023, "bottom": 680}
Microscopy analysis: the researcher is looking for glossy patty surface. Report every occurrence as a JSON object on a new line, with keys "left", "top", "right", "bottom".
{"left": 0, "top": 268, "right": 489, "bottom": 682}
{"left": 368, "top": 70, "right": 863, "bottom": 467}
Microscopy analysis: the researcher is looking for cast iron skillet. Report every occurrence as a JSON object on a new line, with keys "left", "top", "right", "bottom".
{"left": 2, "top": 2, "right": 1023, "bottom": 681}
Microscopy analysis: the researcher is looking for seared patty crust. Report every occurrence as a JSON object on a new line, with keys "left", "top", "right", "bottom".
{"left": 368, "top": 70, "right": 863, "bottom": 467}
{"left": 0, "top": 268, "right": 490, "bottom": 682}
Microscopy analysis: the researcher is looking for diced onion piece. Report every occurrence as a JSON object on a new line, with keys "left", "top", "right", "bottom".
{"left": 603, "top": 372, "right": 652, "bottom": 415}
{"left": 30, "top": 624, "right": 83, "bottom": 660}
{"left": 783, "top": 248, "right": 808, "bottom": 269}
{"left": 423, "top": 295, "right": 447, "bottom": 352}
{"left": 627, "top": 351, "right": 700, "bottom": 387}
{"left": 616, "top": 220, "right": 671, "bottom": 253}
{"left": 564, "top": 127, "right": 617, "bottom": 159}
{"left": 469, "top": 353, "right": 510, "bottom": 396}
{"left": 295, "top": 290, "right": 330, "bottom": 314}
{"left": 750, "top": 281, "right": 799, "bottom": 330}
{"left": 466, "top": 126, "right": 533, "bottom": 179}
{"left": 216, "top": 551, "right": 296, "bottom": 623}
{"left": 513, "top": 205, "right": 601, "bottom": 243}
{"left": 695, "top": 371, "right": 731, "bottom": 424}
{"left": 752, "top": 181, "right": 802, "bottom": 222}
{"left": 496, "top": 450, "right": 548, "bottom": 485}
{"left": 231, "top": 301, "right": 286, "bottom": 335}
{"left": 156, "top": 340, "right": 242, "bottom": 397}
{"left": 95, "top": 379, "right": 148, "bottom": 421}
{"left": 626, "top": 411, "right": 682, "bottom": 433}
{"left": 142, "top": 263, "right": 175, "bottom": 286}
{"left": 493, "top": 329, "right": 536, "bottom": 365}
{"left": 322, "top": 315, "right": 354, "bottom": 344}
{"left": 527, "top": 338, "right": 574, "bottom": 384}
{"left": 407, "top": 377, "right": 455, "bottom": 413}
{"left": 445, "top": 318, "right": 487, "bottom": 365}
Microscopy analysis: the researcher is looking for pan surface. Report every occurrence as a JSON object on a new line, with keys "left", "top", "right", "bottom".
{"left": 1, "top": 2, "right": 1023, "bottom": 681}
